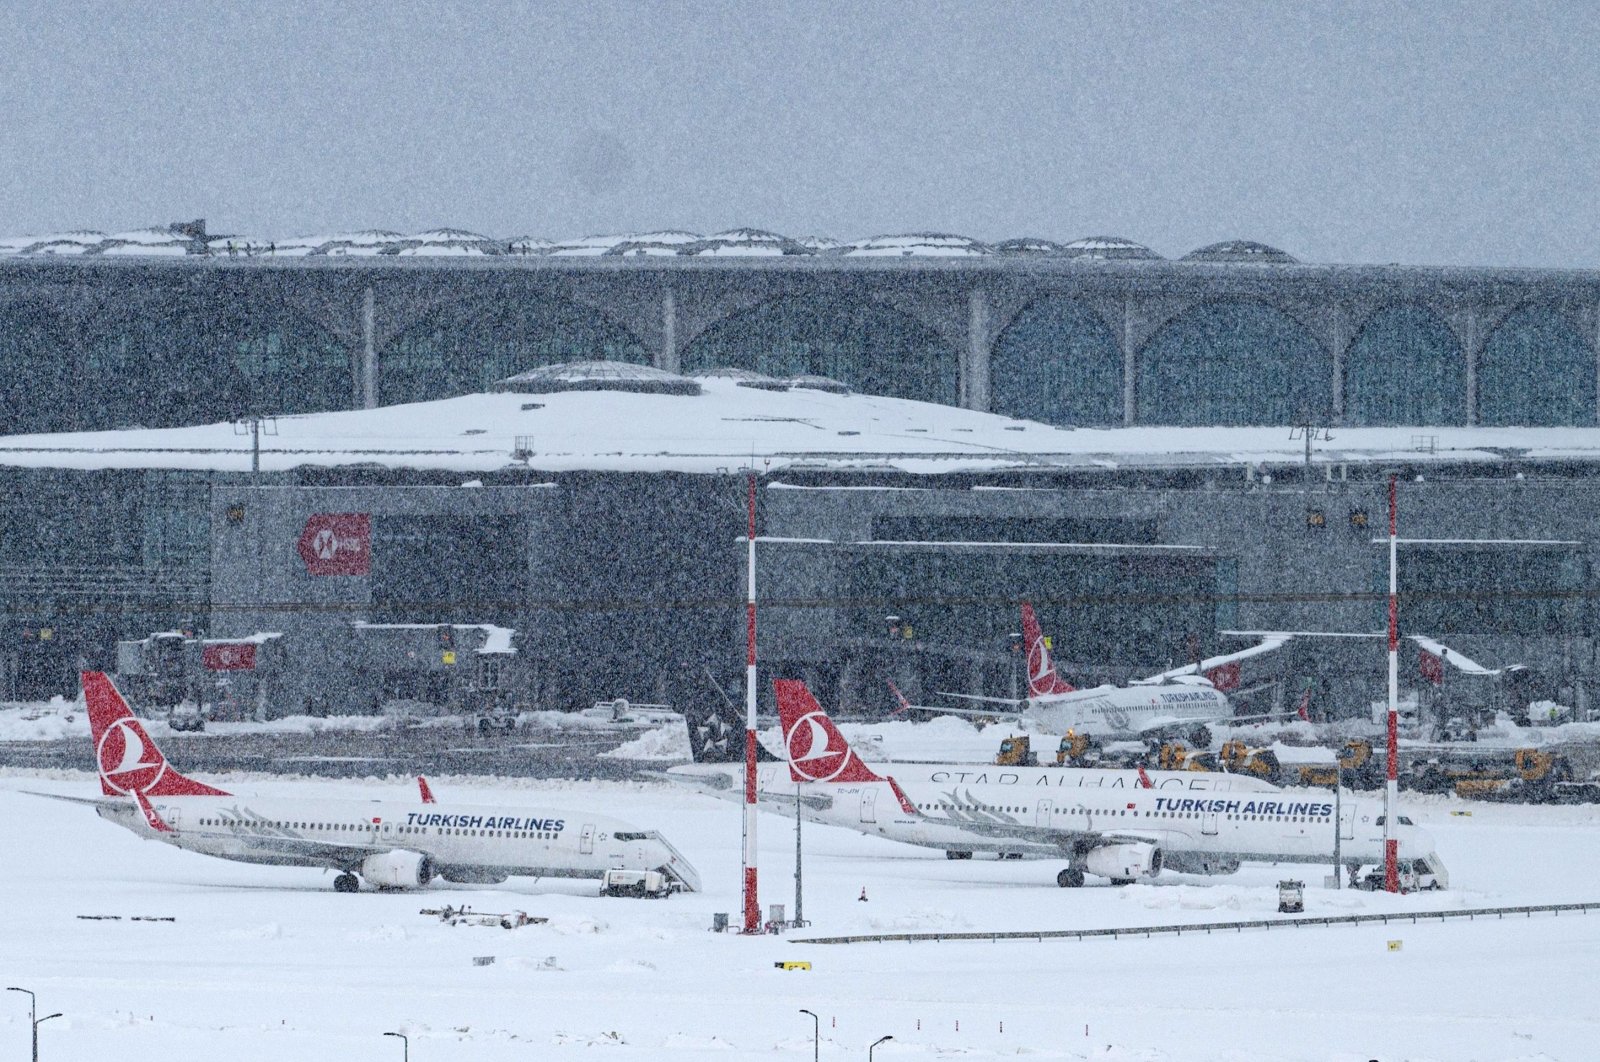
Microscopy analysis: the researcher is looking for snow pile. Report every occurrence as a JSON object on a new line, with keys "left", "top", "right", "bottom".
{"left": 599, "top": 725, "right": 692, "bottom": 761}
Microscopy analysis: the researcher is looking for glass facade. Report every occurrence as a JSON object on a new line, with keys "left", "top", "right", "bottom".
{"left": 1478, "top": 305, "right": 1596, "bottom": 426}
{"left": 83, "top": 296, "right": 351, "bottom": 430}
{"left": 1137, "top": 300, "right": 1330, "bottom": 425}
{"left": 1396, "top": 545, "right": 1585, "bottom": 635}
{"left": 681, "top": 295, "right": 958, "bottom": 404}
{"left": 0, "top": 302, "right": 77, "bottom": 434}
{"left": 990, "top": 298, "right": 1122, "bottom": 425}
{"left": 1344, "top": 305, "right": 1466, "bottom": 425}
{"left": 379, "top": 296, "right": 646, "bottom": 406}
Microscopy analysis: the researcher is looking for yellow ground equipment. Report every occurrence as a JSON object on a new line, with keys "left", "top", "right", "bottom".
{"left": 1055, "top": 730, "right": 1094, "bottom": 765}
{"left": 995, "top": 735, "right": 1037, "bottom": 767}
{"left": 1218, "top": 740, "right": 1282, "bottom": 783}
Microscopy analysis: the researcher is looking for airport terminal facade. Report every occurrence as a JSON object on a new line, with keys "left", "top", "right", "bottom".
{"left": 2, "top": 244, "right": 1599, "bottom": 716}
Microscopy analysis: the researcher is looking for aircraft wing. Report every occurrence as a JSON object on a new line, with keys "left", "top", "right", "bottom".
{"left": 927, "top": 692, "right": 1025, "bottom": 716}
{"left": 923, "top": 812, "right": 1163, "bottom": 853}
{"left": 1134, "top": 634, "right": 1294, "bottom": 686}
{"left": 21, "top": 790, "right": 121, "bottom": 809}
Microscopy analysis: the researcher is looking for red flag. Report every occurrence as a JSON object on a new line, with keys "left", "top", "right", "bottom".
{"left": 1419, "top": 649, "right": 1444, "bottom": 687}
{"left": 1296, "top": 685, "right": 1312, "bottom": 722}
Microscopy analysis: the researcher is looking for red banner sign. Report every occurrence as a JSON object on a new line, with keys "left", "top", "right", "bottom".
{"left": 296, "top": 513, "right": 371, "bottom": 576}
{"left": 1205, "top": 661, "right": 1241, "bottom": 692}
{"left": 203, "top": 643, "right": 257, "bottom": 671}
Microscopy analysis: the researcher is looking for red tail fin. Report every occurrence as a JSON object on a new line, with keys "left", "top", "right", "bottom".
{"left": 1021, "top": 603, "right": 1074, "bottom": 697}
{"left": 886, "top": 680, "right": 911, "bottom": 715}
{"left": 774, "top": 680, "right": 887, "bottom": 785}
{"left": 418, "top": 776, "right": 437, "bottom": 804}
{"left": 82, "top": 671, "right": 230, "bottom": 798}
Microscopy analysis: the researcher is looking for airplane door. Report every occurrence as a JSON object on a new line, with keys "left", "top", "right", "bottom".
{"left": 580, "top": 823, "right": 595, "bottom": 854}
{"left": 1201, "top": 809, "right": 1218, "bottom": 836}
{"left": 1340, "top": 804, "right": 1355, "bottom": 840}
{"left": 860, "top": 789, "right": 877, "bottom": 824}
{"left": 1035, "top": 799, "right": 1052, "bottom": 827}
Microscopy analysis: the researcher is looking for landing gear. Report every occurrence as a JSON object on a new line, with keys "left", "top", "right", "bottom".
{"left": 1056, "top": 868, "right": 1085, "bottom": 888}
{"left": 945, "top": 850, "right": 973, "bottom": 860}
{"left": 333, "top": 872, "right": 360, "bottom": 893}
{"left": 1189, "top": 725, "right": 1212, "bottom": 749}
{"left": 1110, "top": 877, "right": 1135, "bottom": 886}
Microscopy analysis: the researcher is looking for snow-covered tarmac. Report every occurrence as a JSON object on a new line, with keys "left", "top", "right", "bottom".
{"left": 3, "top": 771, "right": 1598, "bottom": 1061}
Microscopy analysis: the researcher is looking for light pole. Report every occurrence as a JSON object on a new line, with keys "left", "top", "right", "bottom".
{"left": 799, "top": 1009, "right": 819, "bottom": 1062}
{"left": 384, "top": 1030, "right": 409, "bottom": 1062}
{"left": 869, "top": 1034, "right": 894, "bottom": 1060}
{"left": 7, "top": 988, "right": 61, "bottom": 1062}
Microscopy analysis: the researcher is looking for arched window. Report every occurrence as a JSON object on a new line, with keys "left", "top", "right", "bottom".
{"left": 1137, "top": 301, "right": 1329, "bottom": 425}
{"left": 1478, "top": 306, "right": 1595, "bottom": 426}
{"left": 681, "top": 295, "right": 957, "bottom": 404}
{"left": 380, "top": 295, "right": 645, "bottom": 406}
{"left": 990, "top": 298, "right": 1121, "bottom": 425}
{"left": 1344, "top": 306, "right": 1465, "bottom": 425}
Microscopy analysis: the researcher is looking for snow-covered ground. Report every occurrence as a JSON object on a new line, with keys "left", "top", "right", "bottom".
{"left": 4, "top": 766, "right": 1599, "bottom": 1061}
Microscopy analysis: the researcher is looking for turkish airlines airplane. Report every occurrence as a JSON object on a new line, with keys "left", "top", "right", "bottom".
{"left": 668, "top": 685, "right": 1281, "bottom": 863}
{"left": 30, "top": 672, "right": 700, "bottom": 894}
{"left": 928, "top": 603, "right": 1278, "bottom": 745}
{"left": 762, "top": 680, "right": 1448, "bottom": 889}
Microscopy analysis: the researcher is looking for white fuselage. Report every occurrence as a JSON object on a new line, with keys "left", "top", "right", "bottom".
{"left": 819, "top": 777, "right": 1435, "bottom": 872}
{"left": 95, "top": 795, "right": 700, "bottom": 891}
{"left": 670, "top": 761, "right": 1279, "bottom": 858}
{"left": 1026, "top": 679, "right": 1232, "bottom": 738}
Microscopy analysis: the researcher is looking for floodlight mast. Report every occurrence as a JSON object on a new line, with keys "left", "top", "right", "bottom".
{"left": 1385, "top": 473, "right": 1400, "bottom": 893}
{"left": 742, "top": 472, "right": 761, "bottom": 933}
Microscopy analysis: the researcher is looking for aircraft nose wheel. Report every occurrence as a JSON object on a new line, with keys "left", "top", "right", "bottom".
{"left": 334, "top": 872, "right": 360, "bottom": 893}
{"left": 1056, "top": 868, "right": 1085, "bottom": 888}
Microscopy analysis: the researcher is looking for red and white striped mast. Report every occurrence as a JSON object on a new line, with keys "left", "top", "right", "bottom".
{"left": 742, "top": 473, "right": 761, "bottom": 932}
{"left": 1384, "top": 473, "right": 1401, "bottom": 893}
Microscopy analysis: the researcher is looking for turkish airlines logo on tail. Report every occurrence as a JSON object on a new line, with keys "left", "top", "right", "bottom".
{"left": 774, "top": 680, "right": 886, "bottom": 786}
{"left": 1021, "top": 603, "right": 1074, "bottom": 697}
{"left": 97, "top": 718, "right": 168, "bottom": 796}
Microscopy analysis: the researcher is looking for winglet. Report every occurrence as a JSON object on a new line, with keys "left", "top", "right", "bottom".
{"left": 1021, "top": 603, "right": 1075, "bottom": 697}
{"left": 773, "top": 680, "right": 887, "bottom": 785}
{"left": 417, "top": 776, "right": 437, "bottom": 804}
{"left": 1136, "top": 765, "right": 1154, "bottom": 789}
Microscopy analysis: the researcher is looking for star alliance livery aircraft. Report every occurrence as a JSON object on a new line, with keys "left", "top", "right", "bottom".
{"left": 29, "top": 672, "right": 700, "bottom": 894}
{"left": 695, "top": 681, "right": 1447, "bottom": 889}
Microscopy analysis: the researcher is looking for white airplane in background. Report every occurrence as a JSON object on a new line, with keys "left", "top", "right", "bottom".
{"left": 27, "top": 672, "right": 700, "bottom": 894}
{"left": 762, "top": 680, "right": 1447, "bottom": 889}
{"left": 924, "top": 603, "right": 1287, "bottom": 746}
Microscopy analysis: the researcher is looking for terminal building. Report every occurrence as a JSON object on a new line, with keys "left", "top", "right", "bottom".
{"left": 0, "top": 223, "right": 1597, "bottom": 721}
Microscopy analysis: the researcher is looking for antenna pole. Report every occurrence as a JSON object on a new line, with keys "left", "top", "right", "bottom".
{"left": 742, "top": 473, "right": 761, "bottom": 933}
{"left": 1385, "top": 473, "right": 1400, "bottom": 893}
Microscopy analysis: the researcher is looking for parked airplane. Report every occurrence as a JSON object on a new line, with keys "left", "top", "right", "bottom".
{"left": 927, "top": 603, "right": 1286, "bottom": 745}
{"left": 29, "top": 672, "right": 700, "bottom": 894}
{"left": 667, "top": 681, "right": 1281, "bottom": 862}
{"left": 766, "top": 680, "right": 1448, "bottom": 889}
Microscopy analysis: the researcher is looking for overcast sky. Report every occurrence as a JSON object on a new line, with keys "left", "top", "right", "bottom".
{"left": 3, "top": 1, "right": 1598, "bottom": 266}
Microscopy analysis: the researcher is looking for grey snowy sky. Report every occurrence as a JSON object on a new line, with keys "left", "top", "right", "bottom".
{"left": 3, "top": 0, "right": 1599, "bottom": 266}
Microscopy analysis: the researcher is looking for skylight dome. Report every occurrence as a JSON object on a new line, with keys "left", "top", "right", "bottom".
{"left": 1061, "top": 236, "right": 1162, "bottom": 260}
{"left": 687, "top": 366, "right": 792, "bottom": 390}
{"left": 494, "top": 360, "right": 702, "bottom": 396}
{"left": 1182, "top": 240, "right": 1298, "bottom": 263}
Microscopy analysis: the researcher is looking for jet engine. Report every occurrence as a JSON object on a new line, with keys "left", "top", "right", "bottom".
{"left": 1162, "top": 852, "right": 1240, "bottom": 876}
{"left": 1085, "top": 842, "right": 1161, "bottom": 881}
{"left": 361, "top": 850, "right": 435, "bottom": 889}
